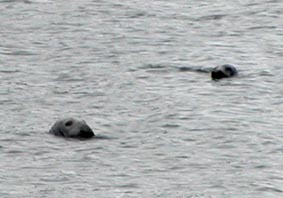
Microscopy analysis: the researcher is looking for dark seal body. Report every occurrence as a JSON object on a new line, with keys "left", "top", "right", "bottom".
{"left": 211, "top": 64, "right": 238, "bottom": 80}
{"left": 49, "top": 117, "right": 94, "bottom": 138}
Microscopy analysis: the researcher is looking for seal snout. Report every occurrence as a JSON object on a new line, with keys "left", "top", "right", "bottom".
{"left": 211, "top": 70, "right": 226, "bottom": 80}
{"left": 79, "top": 126, "right": 94, "bottom": 138}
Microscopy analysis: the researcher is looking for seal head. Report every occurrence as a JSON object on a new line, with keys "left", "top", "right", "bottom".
{"left": 211, "top": 64, "right": 238, "bottom": 80}
{"left": 49, "top": 118, "right": 94, "bottom": 138}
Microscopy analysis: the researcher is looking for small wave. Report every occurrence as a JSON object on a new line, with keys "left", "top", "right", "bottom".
{"left": 0, "top": 70, "right": 21, "bottom": 73}
{"left": 178, "top": 66, "right": 213, "bottom": 73}
{"left": 248, "top": 25, "right": 277, "bottom": 30}
{"left": 93, "top": 134, "right": 114, "bottom": 140}
{"left": 257, "top": 185, "right": 283, "bottom": 193}
{"left": 139, "top": 63, "right": 168, "bottom": 70}
{"left": 0, "top": 0, "right": 32, "bottom": 4}
{"left": 195, "top": 14, "right": 227, "bottom": 21}
{"left": 0, "top": 0, "right": 52, "bottom": 3}
{"left": 131, "top": 63, "right": 173, "bottom": 74}
{"left": 1, "top": 50, "right": 38, "bottom": 56}
{"left": 128, "top": 11, "right": 147, "bottom": 19}
{"left": 258, "top": 70, "right": 274, "bottom": 77}
{"left": 162, "top": 123, "right": 180, "bottom": 128}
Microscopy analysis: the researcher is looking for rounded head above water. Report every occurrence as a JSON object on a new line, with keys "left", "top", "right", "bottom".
{"left": 49, "top": 117, "right": 94, "bottom": 139}
{"left": 211, "top": 64, "right": 238, "bottom": 80}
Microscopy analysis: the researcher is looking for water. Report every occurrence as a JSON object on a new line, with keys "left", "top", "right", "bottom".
{"left": 1, "top": 0, "right": 283, "bottom": 197}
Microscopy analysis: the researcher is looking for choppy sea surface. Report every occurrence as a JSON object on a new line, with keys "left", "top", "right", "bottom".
{"left": 1, "top": 0, "right": 283, "bottom": 197}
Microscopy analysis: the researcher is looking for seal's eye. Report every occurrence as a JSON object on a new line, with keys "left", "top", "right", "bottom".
{"left": 65, "top": 120, "right": 73, "bottom": 126}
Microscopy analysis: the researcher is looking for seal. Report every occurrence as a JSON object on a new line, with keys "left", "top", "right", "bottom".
{"left": 49, "top": 117, "right": 94, "bottom": 138}
{"left": 211, "top": 64, "right": 238, "bottom": 80}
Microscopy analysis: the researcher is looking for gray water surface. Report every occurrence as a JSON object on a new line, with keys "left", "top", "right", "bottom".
{"left": 1, "top": 0, "right": 283, "bottom": 197}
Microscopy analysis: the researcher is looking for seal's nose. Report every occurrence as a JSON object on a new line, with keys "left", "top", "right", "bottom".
{"left": 79, "top": 125, "right": 94, "bottom": 138}
{"left": 79, "top": 126, "right": 94, "bottom": 138}
{"left": 211, "top": 70, "right": 225, "bottom": 80}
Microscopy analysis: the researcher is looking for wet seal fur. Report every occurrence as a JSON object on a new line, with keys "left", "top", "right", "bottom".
{"left": 211, "top": 64, "right": 238, "bottom": 80}
{"left": 49, "top": 117, "right": 94, "bottom": 139}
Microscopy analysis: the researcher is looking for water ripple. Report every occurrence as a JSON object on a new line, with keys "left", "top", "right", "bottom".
{"left": 1, "top": 0, "right": 283, "bottom": 197}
